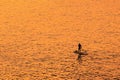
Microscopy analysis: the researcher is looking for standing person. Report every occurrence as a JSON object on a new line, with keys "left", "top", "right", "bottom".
{"left": 78, "top": 43, "right": 82, "bottom": 51}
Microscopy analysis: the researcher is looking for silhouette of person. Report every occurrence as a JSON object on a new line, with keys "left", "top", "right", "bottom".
{"left": 78, "top": 43, "right": 82, "bottom": 51}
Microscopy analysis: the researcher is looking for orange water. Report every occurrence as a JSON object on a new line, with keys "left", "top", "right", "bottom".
{"left": 0, "top": 0, "right": 120, "bottom": 79}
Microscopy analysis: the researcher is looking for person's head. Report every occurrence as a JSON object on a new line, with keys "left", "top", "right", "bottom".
{"left": 78, "top": 43, "right": 81, "bottom": 45}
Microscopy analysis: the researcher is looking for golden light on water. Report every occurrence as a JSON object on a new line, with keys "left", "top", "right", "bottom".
{"left": 0, "top": 0, "right": 120, "bottom": 79}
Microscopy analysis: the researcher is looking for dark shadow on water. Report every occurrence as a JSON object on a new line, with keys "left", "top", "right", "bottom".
{"left": 74, "top": 50, "right": 88, "bottom": 64}
{"left": 72, "top": 43, "right": 88, "bottom": 80}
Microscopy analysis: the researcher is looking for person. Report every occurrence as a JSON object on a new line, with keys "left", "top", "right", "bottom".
{"left": 78, "top": 43, "right": 82, "bottom": 51}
